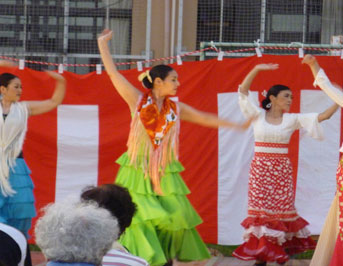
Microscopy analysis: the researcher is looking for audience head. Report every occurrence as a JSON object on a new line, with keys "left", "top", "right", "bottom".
{"left": 35, "top": 201, "right": 119, "bottom": 265}
{"left": 81, "top": 184, "right": 137, "bottom": 235}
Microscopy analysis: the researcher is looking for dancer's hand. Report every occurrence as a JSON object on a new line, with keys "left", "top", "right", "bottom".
{"left": 254, "top": 63, "right": 279, "bottom": 71}
{"left": 45, "top": 71, "right": 66, "bottom": 83}
{"left": 0, "top": 60, "right": 17, "bottom": 68}
{"left": 236, "top": 116, "right": 257, "bottom": 131}
{"left": 302, "top": 54, "right": 317, "bottom": 65}
{"left": 98, "top": 29, "right": 113, "bottom": 44}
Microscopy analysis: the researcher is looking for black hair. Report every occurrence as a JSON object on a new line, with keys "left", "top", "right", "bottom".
{"left": 80, "top": 184, "right": 137, "bottom": 236}
{"left": 0, "top": 73, "right": 18, "bottom": 88}
{"left": 142, "top": 64, "right": 174, "bottom": 89}
{"left": 261, "top": 84, "right": 291, "bottom": 110}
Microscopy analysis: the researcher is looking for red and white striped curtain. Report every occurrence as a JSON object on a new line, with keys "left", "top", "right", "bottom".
{"left": 2, "top": 55, "right": 341, "bottom": 244}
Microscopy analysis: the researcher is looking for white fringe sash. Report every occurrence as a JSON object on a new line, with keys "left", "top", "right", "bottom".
{"left": 0, "top": 102, "right": 29, "bottom": 196}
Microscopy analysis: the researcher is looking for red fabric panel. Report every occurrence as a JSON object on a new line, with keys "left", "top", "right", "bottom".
{"left": 1, "top": 55, "right": 343, "bottom": 245}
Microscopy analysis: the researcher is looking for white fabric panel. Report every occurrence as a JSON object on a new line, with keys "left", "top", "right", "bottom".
{"left": 296, "top": 90, "right": 340, "bottom": 234}
{"left": 217, "top": 92, "right": 257, "bottom": 245}
{"left": 55, "top": 105, "right": 99, "bottom": 202}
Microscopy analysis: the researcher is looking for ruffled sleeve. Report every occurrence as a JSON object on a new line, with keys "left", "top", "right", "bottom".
{"left": 314, "top": 68, "right": 343, "bottom": 108}
{"left": 238, "top": 86, "right": 262, "bottom": 119}
{"left": 295, "top": 113, "right": 324, "bottom": 140}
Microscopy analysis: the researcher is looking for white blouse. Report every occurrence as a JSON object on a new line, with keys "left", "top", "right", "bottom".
{"left": 314, "top": 68, "right": 343, "bottom": 108}
{"left": 314, "top": 68, "right": 343, "bottom": 152}
{"left": 238, "top": 90, "right": 323, "bottom": 145}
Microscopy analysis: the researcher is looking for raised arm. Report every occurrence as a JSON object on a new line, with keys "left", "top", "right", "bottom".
{"left": 98, "top": 29, "right": 141, "bottom": 112}
{"left": 317, "top": 103, "right": 339, "bottom": 122}
{"left": 25, "top": 71, "right": 66, "bottom": 116}
{"left": 179, "top": 102, "right": 254, "bottom": 130}
{"left": 0, "top": 60, "right": 17, "bottom": 68}
{"left": 302, "top": 54, "right": 343, "bottom": 107}
{"left": 240, "top": 64, "right": 279, "bottom": 95}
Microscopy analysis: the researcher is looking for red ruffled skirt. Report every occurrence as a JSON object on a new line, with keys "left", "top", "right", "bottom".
{"left": 233, "top": 154, "right": 316, "bottom": 263}
{"left": 329, "top": 158, "right": 343, "bottom": 266}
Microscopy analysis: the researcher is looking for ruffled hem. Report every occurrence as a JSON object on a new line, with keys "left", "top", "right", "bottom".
{"left": 116, "top": 152, "right": 189, "bottom": 196}
{"left": 158, "top": 228, "right": 211, "bottom": 262}
{"left": 233, "top": 235, "right": 289, "bottom": 263}
{"left": 283, "top": 235, "right": 316, "bottom": 255}
{"left": 119, "top": 223, "right": 211, "bottom": 266}
{"left": 0, "top": 158, "right": 35, "bottom": 238}
{"left": 119, "top": 222, "right": 168, "bottom": 266}
{"left": 330, "top": 236, "right": 343, "bottom": 266}
{"left": 242, "top": 215, "right": 309, "bottom": 232}
{"left": 115, "top": 152, "right": 209, "bottom": 265}
{"left": 233, "top": 234, "right": 315, "bottom": 263}
{"left": 243, "top": 225, "right": 311, "bottom": 245}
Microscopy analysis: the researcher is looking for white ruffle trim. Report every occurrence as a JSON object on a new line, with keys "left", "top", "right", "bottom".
{"left": 243, "top": 225, "right": 312, "bottom": 245}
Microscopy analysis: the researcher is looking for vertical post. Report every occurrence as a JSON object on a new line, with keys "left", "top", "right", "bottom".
{"left": 164, "top": 0, "right": 170, "bottom": 59}
{"left": 302, "top": 0, "right": 307, "bottom": 43}
{"left": 219, "top": 0, "right": 224, "bottom": 42}
{"left": 176, "top": 0, "right": 183, "bottom": 56}
{"left": 63, "top": 0, "right": 69, "bottom": 68}
{"left": 23, "top": 0, "right": 28, "bottom": 53}
{"left": 105, "top": 0, "right": 110, "bottom": 29}
{"left": 260, "top": 0, "right": 266, "bottom": 43}
{"left": 170, "top": 0, "right": 176, "bottom": 63}
{"left": 145, "top": 0, "right": 152, "bottom": 67}
{"left": 200, "top": 41, "right": 205, "bottom": 61}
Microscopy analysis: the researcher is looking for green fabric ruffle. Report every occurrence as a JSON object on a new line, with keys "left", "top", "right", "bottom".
{"left": 115, "top": 152, "right": 211, "bottom": 266}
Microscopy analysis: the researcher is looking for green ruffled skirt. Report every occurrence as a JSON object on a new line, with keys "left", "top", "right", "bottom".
{"left": 115, "top": 152, "right": 211, "bottom": 266}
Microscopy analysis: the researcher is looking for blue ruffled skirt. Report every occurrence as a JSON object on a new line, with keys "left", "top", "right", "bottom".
{"left": 0, "top": 158, "right": 36, "bottom": 238}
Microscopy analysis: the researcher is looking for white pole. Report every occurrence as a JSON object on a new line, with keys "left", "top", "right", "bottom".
{"left": 302, "top": 0, "right": 307, "bottom": 43}
{"left": 23, "top": 0, "right": 27, "bottom": 54}
{"left": 219, "top": 0, "right": 224, "bottom": 42}
{"left": 170, "top": 0, "right": 176, "bottom": 63}
{"left": 164, "top": 0, "right": 170, "bottom": 58}
{"left": 145, "top": 0, "right": 152, "bottom": 66}
{"left": 105, "top": 0, "right": 110, "bottom": 29}
{"left": 176, "top": 0, "right": 183, "bottom": 56}
{"left": 63, "top": 0, "right": 69, "bottom": 68}
{"left": 260, "top": 0, "right": 266, "bottom": 43}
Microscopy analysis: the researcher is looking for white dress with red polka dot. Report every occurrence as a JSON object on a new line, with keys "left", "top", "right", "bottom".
{"left": 233, "top": 89, "right": 323, "bottom": 264}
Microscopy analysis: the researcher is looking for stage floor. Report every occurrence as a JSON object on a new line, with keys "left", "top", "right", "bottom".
{"left": 31, "top": 251, "right": 311, "bottom": 266}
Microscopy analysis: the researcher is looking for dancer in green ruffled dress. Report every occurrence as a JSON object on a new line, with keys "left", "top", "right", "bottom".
{"left": 98, "top": 29, "right": 253, "bottom": 266}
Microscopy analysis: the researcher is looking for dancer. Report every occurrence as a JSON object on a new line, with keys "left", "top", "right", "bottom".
{"left": 232, "top": 63, "right": 339, "bottom": 266}
{"left": 302, "top": 54, "right": 343, "bottom": 266}
{"left": 98, "top": 29, "right": 253, "bottom": 266}
{"left": 0, "top": 60, "right": 66, "bottom": 238}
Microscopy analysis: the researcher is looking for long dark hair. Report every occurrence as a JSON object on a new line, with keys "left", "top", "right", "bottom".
{"left": 0, "top": 73, "right": 18, "bottom": 88}
{"left": 261, "top": 84, "right": 291, "bottom": 110}
{"left": 141, "top": 64, "right": 174, "bottom": 89}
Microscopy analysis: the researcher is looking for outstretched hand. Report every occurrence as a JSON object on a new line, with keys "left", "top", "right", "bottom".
{"left": 254, "top": 63, "right": 279, "bottom": 71}
{"left": 98, "top": 29, "right": 113, "bottom": 43}
{"left": 45, "top": 71, "right": 66, "bottom": 82}
{"left": 332, "top": 82, "right": 343, "bottom": 91}
{"left": 236, "top": 116, "right": 257, "bottom": 131}
{"left": 0, "top": 60, "right": 17, "bottom": 68}
{"left": 302, "top": 54, "right": 317, "bottom": 65}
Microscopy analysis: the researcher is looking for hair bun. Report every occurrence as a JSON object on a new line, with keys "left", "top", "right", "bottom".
{"left": 138, "top": 70, "right": 152, "bottom": 83}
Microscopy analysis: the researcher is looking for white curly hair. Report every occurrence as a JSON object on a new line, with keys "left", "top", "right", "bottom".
{"left": 35, "top": 201, "right": 119, "bottom": 265}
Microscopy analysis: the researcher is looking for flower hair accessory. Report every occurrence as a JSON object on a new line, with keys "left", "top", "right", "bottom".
{"left": 261, "top": 90, "right": 268, "bottom": 97}
{"left": 138, "top": 70, "right": 152, "bottom": 83}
